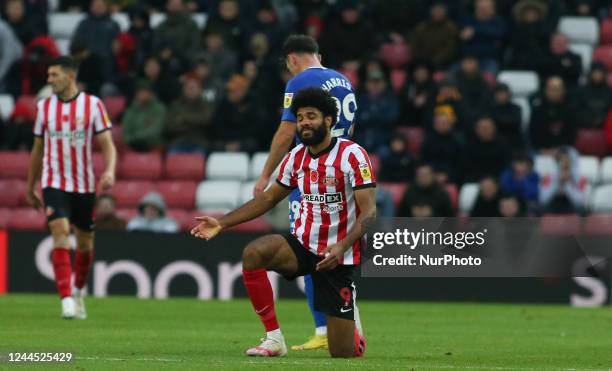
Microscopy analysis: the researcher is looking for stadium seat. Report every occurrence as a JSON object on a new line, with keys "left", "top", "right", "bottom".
{"left": 511, "top": 97, "right": 530, "bottom": 133}
{"left": 578, "top": 156, "right": 600, "bottom": 184}
{"left": 111, "top": 12, "right": 130, "bottom": 31}
{"left": 229, "top": 216, "right": 273, "bottom": 233}
{"left": 48, "top": 12, "right": 85, "bottom": 39}
{"left": 249, "top": 152, "right": 269, "bottom": 180}
{"left": 110, "top": 125, "right": 129, "bottom": 153}
{"left": 156, "top": 180, "right": 197, "bottom": 209}
{"left": 558, "top": 16, "right": 599, "bottom": 45}
{"left": 120, "top": 152, "right": 162, "bottom": 180}
{"left": 590, "top": 184, "right": 612, "bottom": 212}
{"left": 575, "top": 129, "right": 607, "bottom": 157}
{"left": 0, "top": 151, "right": 30, "bottom": 178}
{"left": 600, "top": 18, "right": 612, "bottom": 45}
{"left": 150, "top": 13, "right": 208, "bottom": 29}
{"left": 569, "top": 43, "right": 593, "bottom": 73}
{"left": 445, "top": 184, "right": 458, "bottom": 210}
{"left": 459, "top": 183, "right": 479, "bottom": 214}
{"left": 240, "top": 181, "right": 257, "bottom": 204}
{"left": 0, "top": 94, "right": 15, "bottom": 121}
{"left": 0, "top": 208, "right": 10, "bottom": 229}
{"left": 166, "top": 209, "right": 190, "bottom": 231}
{"left": 0, "top": 179, "right": 26, "bottom": 207}
{"left": 584, "top": 213, "right": 612, "bottom": 234}
{"left": 379, "top": 182, "right": 407, "bottom": 209}
{"left": 111, "top": 181, "right": 156, "bottom": 208}
{"left": 497, "top": 71, "right": 539, "bottom": 98}
{"left": 540, "top": 214, "right": 581, "bottom": 235}
{"left": 164, "top": 153, "right": 205, "bottom": 180}
{"left": 390, "top": 69, "right": 407, "bottom": 94}
{"left": 206, "top": 152, "right": 249, "bottom": 181}
{"left": 103, "top": 96, "right": 126, "bottom": 123}
{"left": 195, "top": 180, "right": 241, "bottom": 212}
{"left": 115, "top": 208, "right": 138, "bottom": 221}
{"left": 534, "top": 155, "right": 558, "bottom": 177}
{"left": 600, "top": 157, "right": 612, "bottom": 183}
{"left": 339, "top": 68, "right": 359, "bottom": 89}
{"left": 55, "top": 38, "right": 70, "bottom": 55}
{"left": 593, "top": 45, "right": 612, "bottom": 71}
{"left": 378, "top": 42, "right": 411, "bottom": 69}
{"left": 15, "top": 95, "right": 38, "bottom": 121}
{"left": 8, "top": 208, "right": 47, "bottom": 231}
{"left": 396, "top": 127, "right": 424, "bottom": 156}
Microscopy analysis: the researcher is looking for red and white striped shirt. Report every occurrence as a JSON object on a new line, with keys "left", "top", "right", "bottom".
{"left": 33, "top": 93, "right": 112, "bottom": 193}
{"left": 276, "top": 138, "right": 376, "bottom": 265}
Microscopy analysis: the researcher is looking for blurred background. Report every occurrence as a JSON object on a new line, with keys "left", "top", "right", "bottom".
{"left": 0, "top": 0, "right": 612, "bottom": 303}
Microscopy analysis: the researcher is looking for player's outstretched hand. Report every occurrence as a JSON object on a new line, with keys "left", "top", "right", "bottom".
{"left": 26, "top": 189, "right": 43, "bottom": 211}
{"left": 191, "top": 216, "right": 222, "bottom": 241}
{"left": 316, "top": 243, "right": 345, "bottom": 271}
{"left": 99, "top": 171, "right": 115, "bottom": 191}
{"left": 253, "top": 175, "right": 269, "bottom": 197}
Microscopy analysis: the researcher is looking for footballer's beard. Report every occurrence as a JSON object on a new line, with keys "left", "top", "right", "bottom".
{"left": 298, "top": 124, "right": 328, "bottom": 146}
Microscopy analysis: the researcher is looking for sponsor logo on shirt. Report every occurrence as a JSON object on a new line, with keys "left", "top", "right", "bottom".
{"left": 323, "top": 176, "right": 339, "bottom": 186}
{"left": 303, "top": 192, "right": 343, "bottom": 204}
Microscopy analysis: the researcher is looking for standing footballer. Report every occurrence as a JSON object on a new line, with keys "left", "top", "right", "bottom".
{"left": 253, "top": 34, "right": 359, "bottom": 351}
{"left": 193, "top": 88, "right": 374, "bottom": 357}
{"left": 26, "top": 56, "right": 117, "bottom": 319}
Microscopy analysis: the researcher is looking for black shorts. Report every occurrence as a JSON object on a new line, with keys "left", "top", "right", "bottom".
{"left": 282, "top": 233, "right": 356, "bottom": 320}
{"left": 42, "top": 187, "right": 96, "bottom": 232}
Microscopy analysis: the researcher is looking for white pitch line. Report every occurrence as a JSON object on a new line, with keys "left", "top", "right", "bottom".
{"left": 76, "top": 356, "right": 610, "bottom": 371}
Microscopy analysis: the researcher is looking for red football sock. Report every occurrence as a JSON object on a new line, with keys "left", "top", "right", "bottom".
{"left": 242, "top": 269, "right": 279, "bottom": 332}
{"left": 74, "top": 249, "right": 93, "bottom": 289}
{"left": 51, "top": 248, "right": 72, "bottom": 298}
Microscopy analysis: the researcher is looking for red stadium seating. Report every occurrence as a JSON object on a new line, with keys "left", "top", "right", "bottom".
{"left": 0, "top": 179, "right": 26, "bottom": 207}
{"left": 166, "top": 209, "right": 190, "bottom": 231}
{"left": 584, "top": 214, "right": 612, "bottom": 235}
{"left": 15, "top": 95, "right": 38, "bottom": 121}
{"left": 368, "top": 154, "right": 380, "bottom": 177}
{"left": 8, "top": 208, "right": 47, "bottom": 231}
{"left": 380, "top": 182, "right": 408, "bottom": 208}
{"left": 390, "top": 69, "right": 407, "bottom": 94}
{"left": 164, "top": 153, "right": 205, "bottom": 180}
{"left": 111, "top": 180, "right": 156, "bottom": 208}
{"left": 339, "top": 68, "right": 359, "bottom": 89}
{"left": 0, "top": 208, "right": 10, "bottom": 228}
{"left": 0, "top": 151, "right": 30, "bottom": 179}
{"left": 103, "top": 96, "right": 126, "bottom": 123}
{"left": 120, "top": 152, "right": 162, "bottom": 180}
{"left": 593, "top": 45, "right": 612, "bottom": 71}
{"left": 575, "top": 129, "right": 607, "bottom": 157}
{"left": 600, "top": 18, "right": 612, "bottom": 45}
{"left": 445, "top": 183, "right": 458, "bottom": 210}
{"left": 396, "top": 127, "right": 424, "bottom": 156}
{"left": 540, "top": 214, "right": 581, "bottom": 235}
{"left": 379, "top": 42, "right": 411, "bottom": 69}
{"left": 229, "top": 216, "right": 272, "bottom": 233}
{"left": 115, "top": 208, "right": 138, "bottom": 222}
{"left": 156, "top": 180, "right": 197, "bottom": 209}
{"left": 92, "top": 152, "right": 106, "bottom": 179}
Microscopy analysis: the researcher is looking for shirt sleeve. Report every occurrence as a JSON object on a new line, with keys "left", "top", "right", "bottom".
{"left": 347, "top": 145, "right": 377, "bottom": 190}
{"left": 33, "top": 99, "right": 44, "bottom": 137}
{"left": 280, "top": 78, "right": 300, "bottom": 123}
{"left": 276, "top": 150, "right": 298, "bottom": 189}
{"left": 93, "top": 98, "right": 112, "bottom": 134}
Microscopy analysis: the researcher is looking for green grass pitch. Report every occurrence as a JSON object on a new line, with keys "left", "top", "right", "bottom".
{"left": 0, "top": 294, "right": 611, "bottom": 370}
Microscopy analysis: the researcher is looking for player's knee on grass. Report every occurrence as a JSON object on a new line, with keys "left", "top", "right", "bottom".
{"left": 326, "top": 316, "right": 356, "bottom": 358}
{"left": 49, "top": 218, "right": 70, "bottom": 247}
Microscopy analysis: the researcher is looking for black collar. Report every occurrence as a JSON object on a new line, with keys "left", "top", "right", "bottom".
{"left": 308, "top": 137, "right": 337, "bottom": 159}
{"left": 58, "top": 91, "right": 81, "bottom": 103}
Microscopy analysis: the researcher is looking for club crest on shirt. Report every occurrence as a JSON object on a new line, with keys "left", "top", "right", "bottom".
{"left": 359, "top": 163, "right": 371, "bottom": 181}
{"left": 283, "top": 93, "right": 293, "bottom": 109}
{"left": 309, "top": 170, "right": 319, "bottom": 183}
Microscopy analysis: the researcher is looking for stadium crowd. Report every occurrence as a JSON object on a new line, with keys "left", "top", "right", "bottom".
{"left": 2, "top": 0, "right": 612, "bottom": 228}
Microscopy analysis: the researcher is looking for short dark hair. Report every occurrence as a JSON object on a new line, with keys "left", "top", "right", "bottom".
{"left": 290, "top": 87, "right": 338, "bottom": 126}
{"left": 282, "top": 34, "right": 319, "bottom": 58}
{"left": 49, "top": 56, "right": 80, "bottom": 73}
